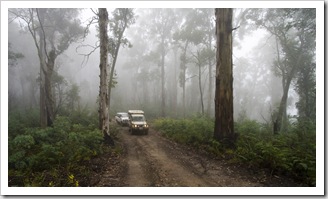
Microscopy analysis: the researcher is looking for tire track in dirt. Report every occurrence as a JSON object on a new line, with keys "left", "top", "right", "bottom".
{"left": 118, "top": 125, "right": 299, "bottom": 187}
{"left": 151, "top": 132, "right": 261, "bottom": 186}
{"left": 121, "top": 128, "right": 159, "bottom": 186}
{"left": 120, "top": 127, "right": 220, "bottom": 186}
{"left": 136, "top": 133, "right": 216, "bottom": 186}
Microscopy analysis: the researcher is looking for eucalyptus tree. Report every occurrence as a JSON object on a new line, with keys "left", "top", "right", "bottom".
{"left": 191, "top": 48, "right": 212, "bottom": 115}
{"left": 245, "top": 8, "right": 316, "bottom": 133}
{"left": 173, "top": 8, "right": 207, "bottom": 117}
{"left": 295, "top": 57, "right": 316, "bottom": 123}
{"left": 214, "top": 8, "right": 235, "bottom": 144}
{"left": 9, "top": 8, "right": 85, "bottom": 127}
{"left": 8, "top": 21, "right": 42, "bottom": 112}
{"left": 183, "top": 9, "right": 215, "bottom": 117}
{"left": 200, "top": 9, "right": 216, "bottom": 117}
{"left": 173, "top": 19, "right": 192, "bottom": 117}
{"left": 98, "top": 8, "right": 112, "bottom": 143}
{"left": 8, "top": 42, "right": 24, "bottom": 111}
{"left": 149, "top": 8, "right": 176, "bottom": 117}
{"left": 233, "top": 33, "right": 278, "bottom": 122}
{"left": 117, "top": 9, "right": 161, "bottom": 114}
{"left": 107, "top": 8, "right": 135, "bottom": 112}
{"left": 293, "top": 9, "right": 316, "bottom": 124}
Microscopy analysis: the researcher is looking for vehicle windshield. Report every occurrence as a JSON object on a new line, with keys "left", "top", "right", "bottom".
{"left": 132, "top": 115, "right": 145, "bottom": 122}
{"left": 121, "top": 113, "right": 128, "bottom": 117}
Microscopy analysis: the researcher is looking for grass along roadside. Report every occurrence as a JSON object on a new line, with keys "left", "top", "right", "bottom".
{"left": 153, "top": 117, "right": 315, "bottom": 186}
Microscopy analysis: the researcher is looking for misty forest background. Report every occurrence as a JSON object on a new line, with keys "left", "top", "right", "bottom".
{"left": 8, "top": 8, "right": 316, "bottom": 187}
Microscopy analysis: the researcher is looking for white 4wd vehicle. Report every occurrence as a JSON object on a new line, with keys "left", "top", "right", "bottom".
{"left": 115, "top": 112, "right": 130, "bottom": 126}
{"left": 128, "top": 110, "right": 149, "bottom": 135}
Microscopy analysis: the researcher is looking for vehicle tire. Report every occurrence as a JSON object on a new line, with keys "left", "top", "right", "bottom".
{"left": 144, "top": 130, "right": 148, "bottom": 135}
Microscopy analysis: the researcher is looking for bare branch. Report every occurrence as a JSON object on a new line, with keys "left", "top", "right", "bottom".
{"left": 8, "top": 14, "right": 18, "bottom": 24}
{"left": 81, "top": 16, "right": 97, "bottom": 43}
{"left": 90, "top": 8, "right": 98, "bottom": 16}
{"left": 76, "top": 44, "right": 100, "bottom": 67}
{"left": 185, "top": 74, "right": 197, "bottom": 81}
{"left": 36, "top": 8, "right": 50, "bottom": 60}
{"left": 232, "top": 25, "right": 240, "bottom": 31}
{"left": 260, "top": 111, "right": 270, "bottom": 124}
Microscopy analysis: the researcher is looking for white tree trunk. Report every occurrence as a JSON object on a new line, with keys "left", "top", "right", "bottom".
{"left": 98, "top": 8, "right": 110, "bottom": 139}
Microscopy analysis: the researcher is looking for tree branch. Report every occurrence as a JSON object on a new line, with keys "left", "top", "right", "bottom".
{"left": 36, "top": 8, "right": 50, "bottom": 61}
{"left": 232, "top": 25, "right": 240, "bottom": 31}
{"left": 76, "top": 44, "right": 100, "bottom": 67}
{"left": 185, "top": 74, "right": 197, "bottom": 81}
{"left": 90, "top": 8, "right": 98, "bottom": 16}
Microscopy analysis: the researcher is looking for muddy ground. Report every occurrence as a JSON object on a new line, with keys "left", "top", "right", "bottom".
{"left": 88, "top": 124, "right": 301, "bottom": 187}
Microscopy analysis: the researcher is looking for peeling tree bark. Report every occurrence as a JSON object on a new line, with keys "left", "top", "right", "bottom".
{"left": 214, "top": 8, "right": 235, "bottom": 145}
{"left": 38, "top": 24, "right": 47, "bottom": 128}
{"left": 98, "top": 8, "right": 112, "bottom": 144}
{"left": 37, "top": 8, "right": 55, "bottom": 127}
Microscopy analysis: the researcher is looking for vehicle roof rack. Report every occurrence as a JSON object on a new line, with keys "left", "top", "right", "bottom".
{"left": 128, "top": 110, "right": 144, "bottom": 114}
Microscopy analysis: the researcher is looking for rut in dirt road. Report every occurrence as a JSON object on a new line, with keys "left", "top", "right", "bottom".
{"left": 94, "top": 125, "right": 301, "bottom": 187}
{"left": 122, "top": 130, "right": 215, "bottom": 186}
{"left": 119, "top": 126, "right": 263, "bottom": 187}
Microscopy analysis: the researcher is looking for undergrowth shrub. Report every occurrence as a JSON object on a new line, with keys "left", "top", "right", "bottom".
{"left": 8, "top": 113, "right": 109, "bottom": 187}
{"left": 9, "top": 109, "right": 39, "bottom": 138}
{"left": 235, "top": 119, "right": 316, "bottom": 186}
{"left": 154, "top": 117, "right": 211, "bottom": 144}
{"left": 154, "top": 117, "right": 316, "bottom": 186}
{"left": 153, "top": 117, "right": 223, "bottom": 155}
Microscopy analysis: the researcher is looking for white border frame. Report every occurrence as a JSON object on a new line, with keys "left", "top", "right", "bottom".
{"left": 1, "top": 0, "right": 324, "bottom": 196}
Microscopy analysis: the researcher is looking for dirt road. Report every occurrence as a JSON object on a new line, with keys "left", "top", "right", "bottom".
{"left": 94, "top": 124, "right": 299, "bottom": 187}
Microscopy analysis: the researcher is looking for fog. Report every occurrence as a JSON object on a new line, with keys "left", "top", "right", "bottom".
{"left": 8, "top": 8, "right": 309, "bottom": 122}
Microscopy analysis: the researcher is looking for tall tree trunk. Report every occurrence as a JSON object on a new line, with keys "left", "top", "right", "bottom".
{"left": 197, "top": 56, "right": 204, "bottom": 115}
{"left": 207, "top": 34, "right": 213, "bottom": 117}
{"left": 108, "top": 13, "right": 127, "bottom": 117}
{"left": 173, "top": 47, "right": 178, "bottom": 118}
{"left": 98, "top": 8, "right": 112, "bottom": 144}
{"left": 108, "top": 39, "right": 120, "bottom": 119}
{"left": 274, "top": 77, "right": 291, "bottom": 134}
{"left": 181, "top": 41, "right": 189, "bottom": 118}
{"left": 44, "top": 51, "right": 55, "bottom": 126}
{"left": 38, "top": 9, "right": 47, "bottom": 128}
{"left": 161, "top": 40, "right": 166, "bottom": 117}
{"left": 214, "top": 8, "right": 235, "bottom": 144}
{"left": 273, "top": 35, "right": 303, "bottom": 134}
{"left": 143, "top": 75, "right": 149, "bottom": 105}
{"left": 182, "top": 75, "right": 186, "bottom": 118}
{"left": 36, "top": 8, "right": 55, "bottom": 127}
{"left": 274, "top": 63, "right": 297, "bottom": 134}
{"left": 39, "top": 37, "right": 47, "bottom": 127}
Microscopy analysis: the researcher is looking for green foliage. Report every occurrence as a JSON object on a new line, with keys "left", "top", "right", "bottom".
{"left": 235, "top": 119, "right": 316, "bottom": 186}
{"left": 153, "top": 116, "right": 223, "bottom": 155}
{"left": 58, "top": 105, "right": 99, "bottom": 129}
{"left": 154, "top": 116, "right": 213, "bottom": 145}
{"left": 8, "top": 112, "right": 107, "bottom": 187}
{"left": 155, "top": 117, "right": 316, "bottom": 186}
